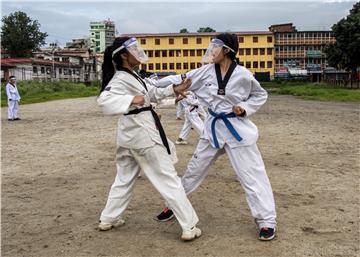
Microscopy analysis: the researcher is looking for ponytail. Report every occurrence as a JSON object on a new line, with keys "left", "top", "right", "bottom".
{"left": 100, "top": 36, "right": 131, "bottom": 93}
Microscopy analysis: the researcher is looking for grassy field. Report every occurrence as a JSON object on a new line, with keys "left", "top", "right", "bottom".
{"left": 261, "top": 80, "right": 360, "bottom": 102}
{"left": 1, "top": 80, "right": 360, "bottom": 107}
{"left": 1, "top": 80, "right": 100, "bottom": 107}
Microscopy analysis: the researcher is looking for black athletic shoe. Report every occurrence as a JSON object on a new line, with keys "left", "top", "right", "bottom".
{"left": 259, "top": 227, "right": 276, "bottom": 241}
{"left": 155, "top": 207, "right": 174, "bottom": 222}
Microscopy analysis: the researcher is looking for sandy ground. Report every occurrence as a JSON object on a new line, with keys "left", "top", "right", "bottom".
{"left": 1, "top": 95, "right": 359, "bottom": 257}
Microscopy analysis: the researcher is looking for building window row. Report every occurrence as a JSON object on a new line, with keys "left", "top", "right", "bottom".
{"left": 276, "top": 45, "right": 324, "bottom": 51}
{"left": 238, "top": 36, "right": 273, "bottom": 43}
{"left": 238, "top": 48, "right": 273, "bottom": 55}
{"left": 144, "top": 49, "right": 207, "bottom": 58}
{"left": 141, "top": 37, "right": 204, "bottom": 46}
{"left": 239, "top": 61, "right": 273, "bottom": 69}
{"left": 276, "top": 32, "right": 332, "bottom": 39}
{"left": 145, "top": 62, "right": 203, "bottom": 71}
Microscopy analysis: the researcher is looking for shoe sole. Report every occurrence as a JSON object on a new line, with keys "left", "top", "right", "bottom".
{"left": 181, "top": 230, "right": 202, "bottom": 241}
{"left": 154, "top": 214, "right": 175, "bottom": 222}
{"left": 258, "top": 234, "right": 276, "bottom": 241}
{"left": 98, "top": 220, "right": 125, "bottom": 231}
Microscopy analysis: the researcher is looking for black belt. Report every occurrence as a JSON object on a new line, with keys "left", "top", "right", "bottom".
{"left": 125, "top": 105, "right": 171, "bottom": 154}
{"left": 189, "top": 105, "right": 199, "bottom": 112}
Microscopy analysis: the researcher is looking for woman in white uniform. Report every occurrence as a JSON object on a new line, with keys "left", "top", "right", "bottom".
{"left": 175, "top": 91, "right": 204, "bottom": 145}
{"left": 6, "top": 76, "right": 21, "bottom": 121}
{"left": 154, "top": 33, "right": 277, "bottom": 241}
{"left": 97, "top": 37, "right": 201, "bottom": 241}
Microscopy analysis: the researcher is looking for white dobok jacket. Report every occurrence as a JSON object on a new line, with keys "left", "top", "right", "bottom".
{"left": 6, "top": 83, "right": 21, "bottom": 101}
{"left": 156, "top": 64, "right": 268, "bottom": 148}
{"left": 97, "top": 70, "right": 175, "bottom": 150}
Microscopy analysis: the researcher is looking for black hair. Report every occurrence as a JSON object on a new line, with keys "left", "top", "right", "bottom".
{"left": 101, "top": 36, "right": 131, "bottom": 92}
{"left": 215, "top": 33, "right": 239, "bottom": 63}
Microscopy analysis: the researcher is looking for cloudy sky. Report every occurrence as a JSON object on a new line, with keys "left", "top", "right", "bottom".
{"left": 1, "top": 0, "right": 356, "bottom": 46}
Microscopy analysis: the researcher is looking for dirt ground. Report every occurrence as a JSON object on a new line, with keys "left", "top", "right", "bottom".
{"left": 1, "top": 95, "right": 359, "bottom": 257}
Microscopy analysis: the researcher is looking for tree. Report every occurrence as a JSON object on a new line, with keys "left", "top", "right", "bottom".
{"left": 1, "top": 11, "right": 48, "bottom": 57}
{"left": 197, "top": 27, "right": 216, "bottom": 32}
{"left": 180, "top": 28, "right": 189, "bottom": 33}
{"left": 324, "top": 2, "right": 360, "bottom": 73}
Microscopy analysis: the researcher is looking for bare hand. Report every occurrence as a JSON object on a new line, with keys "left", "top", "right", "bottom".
{"left": 173, "top": 78, "right": 192, "bottom": 98}
{"left": 233, "top": 105, "right": 246, "bottom": 116}
{"left": 132, "top": 95, "right": 145, "bottom": 106}
{"left": 175, "top": 91, "right": 191, "bottom": 103}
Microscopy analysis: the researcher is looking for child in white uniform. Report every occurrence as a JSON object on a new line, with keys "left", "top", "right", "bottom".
{"left": 97, "top": 37, "right": 201, "bottom": 241}
{"left": 175, "top": 91, "right": 204, "bottom": 145}
{"left": 6, "top": 76, "right": 21, "bottom": 121}
{"left": 154, "top": 33, "right": 277, "bottom": 241}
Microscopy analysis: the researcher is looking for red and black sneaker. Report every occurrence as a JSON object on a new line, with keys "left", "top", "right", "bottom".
{"left": 259, "top": 227, "right": 276, "bottom": 241}
{"left": 155, "top": 207, "right": 174, "bottom": 222}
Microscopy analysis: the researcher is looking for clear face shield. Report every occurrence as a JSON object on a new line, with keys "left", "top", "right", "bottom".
{"left": 201, "top": 38, "right": 235, "bottom": 64}
{"left": 112, "top": 37, "right": 149, "bottom": 64}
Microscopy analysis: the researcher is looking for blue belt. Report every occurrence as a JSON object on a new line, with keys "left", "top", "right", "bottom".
{"left": 208, "top": 109, "right": 243, "bottom": 148}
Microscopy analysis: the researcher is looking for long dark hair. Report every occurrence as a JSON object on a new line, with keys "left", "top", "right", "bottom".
{"left": 215, "top": 33, "right": 239, "bottom": 63}
{"left": 101, "top": 37, "right": 131, "bottom": 92}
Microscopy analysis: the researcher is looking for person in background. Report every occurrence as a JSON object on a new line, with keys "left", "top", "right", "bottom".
{"left": 6, "top": 76, "right": 21, "bottom": 121}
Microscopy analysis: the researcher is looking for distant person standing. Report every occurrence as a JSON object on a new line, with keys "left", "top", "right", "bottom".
{"left": 6, "top": 76, "right": 21, "bottom": 121}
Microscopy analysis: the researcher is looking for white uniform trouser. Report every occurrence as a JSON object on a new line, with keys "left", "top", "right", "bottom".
{"left": 100, "top": 144, "right": 199, "bottom": 231}
{"left": 178, "top": 110, "right": 204, "bottom": 140}
{"left": 176, "top": 103, "right": 184, "bottom": 119}
{"left": 181, "top": 139, "right": 277, "bottom": 229}
{"left": 8, "top": 100, "right": 19, "bottom": 119}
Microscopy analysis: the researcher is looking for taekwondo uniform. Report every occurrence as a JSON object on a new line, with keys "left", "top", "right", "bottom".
{"left": 97, "top": 68, "right": 199, "bottom": 232}
{"left": 6, "top": 81, "right": 21, "bottom": 120}
{"left": 177, "top": 91, "right": 204, "bottom": 141}
{"left": 156, "top": 63, "right": 277, "bottom": 229}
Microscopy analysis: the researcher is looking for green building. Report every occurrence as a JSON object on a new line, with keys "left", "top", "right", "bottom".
{"left": 90, "top": 20, "right": 115, "bottom": 53}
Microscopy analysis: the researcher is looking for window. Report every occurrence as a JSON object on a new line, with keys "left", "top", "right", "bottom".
{"left": 142, "top": 64, "right": 147, "bottom": 70}
{"left": 267, "top": 36, "right": 273, "bottom": 43}
{"left": 95, "top": 35, "right": 100, "bottom": 39}
{"left": 183, "top": 38, "right": 188, "bottom": 44}
{"left": 59, "top": 68, "right": 62, "bottom": 74}
{"left": 155, "top": 38, "right": 160, "bottom": 45}
{"left": 176, "top": 50, "right": 181, "bottom": 57}
{"left": 169, "top": 38, "right": 174, "bottom": 44}
{"left": 246, "top": 62, "right": 251, "bottom": 68}
{"left": 183, "top": 63, "right": 189, "bottom": 69}
{"left": 149, "top": 63, "right": 154, "bottom": 70}
{"left": 239, "top": 49, "right": 244, "bottom": 55}
{"left": 183, "top": 50, "right": 188, "bottom": 57}
{"left": 162, "top": 50, "right": 167, "bottom": 57}
{"left": 169, "top": 50, "right": 174, "bottom": 57}
{"left": 253, "top": 62, "right": 258, "bottom": 68}
{"left": 140, "top": 38, "right": 146, "bottom": 44}
{"left": 267, "top": 48, "right": 273, "bottom": 55}
{"left": 253, "top": 36, "right": 258, "bottom": 43}
{"left": 196, "top": 38, "right": 202, "bottom": 44}
{"left": 197, "top": 63, "right": 202, "bottom": 68}
{"left": 267, "top": 61, "right": 273, "bottom": 68}
{"left": 156, "top": 63, "right": 161, "bottom": 70}
{"left": 148, "top": 50, "right": 153, "bottom": 57}
{"left": 246, "top": 48, "right": 251, "bottom": 55}
{"left": 260, "top": 48, "right": 265, "bottom": 55}
{"left": 260, "top": 61, "right": 265, "bottom": 68}
{"left": 253, "top": 48, "right": 258, "bottom": 55}
{"left": 197, "top": 49, "right": 202, "bottom": 56}
{"left": 169, "top": 63, "right": 174, "bottom": 70}
{"left": 190, "top": 62, "right": 196, "bottom": 69}
{"left": 162, "top": 63, "right": 167, "bottom": 70}
{"left": 239, "top": 62, "right": 244, "bottom": 66}
{"left": 190, "top": 50, "right": 195, "bottom": 56}
{"left": 176, "top": 63, "right": 182, "bottom": 69}
{"left": 155, "top": 50, "right": 160, "bottom": 57}
{"left": 238, "top": 37, "right": 244, "bottom": 43}
{"left": 33, "top": 66, "right": 38, "bottom": 74}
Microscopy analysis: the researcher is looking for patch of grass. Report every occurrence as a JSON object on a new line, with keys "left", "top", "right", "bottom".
{"left": 261, "top": 81, "right": 360, "bottom": 102}
{"left": 1, "top": 80, "right": 100, "bottom": 107}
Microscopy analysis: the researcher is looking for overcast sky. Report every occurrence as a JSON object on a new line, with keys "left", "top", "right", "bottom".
{"left": 1, "top": 0, "right": 356, "bottom": 46}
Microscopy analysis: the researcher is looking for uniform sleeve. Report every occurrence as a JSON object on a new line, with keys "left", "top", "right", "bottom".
{"left": 236, "top": 77, "right": 268, "bottom": 117}
{"left": 6, "top": 84, "right": 11, "bottom": 100}
{"left": 146, "top": 83, "right": 175, "bottom": 102}
{"left": 97, "top": 79, "right": 135, "bottom": 115}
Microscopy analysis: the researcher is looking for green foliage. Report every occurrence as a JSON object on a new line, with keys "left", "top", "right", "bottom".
{"left": 180, "top": 28, "right": 189, "bottom": 33}
{"left": 1, "top": 81, "right": 99, "bottom": 106}
{"left": 262, "top": 81, "right": 360, "bottom": 102}
{"left": 324, "top": 2, "right": 360, "bottom": 71}
{"left": 197, "top": 27, "right": 216, "bottom": 32}
{"left": 1, "top": 11, "right": 48, "bottom": 57}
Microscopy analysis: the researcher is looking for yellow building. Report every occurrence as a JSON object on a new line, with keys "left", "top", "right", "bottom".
{"left": 121, "top": 32, "right": 275, "bottom": 79}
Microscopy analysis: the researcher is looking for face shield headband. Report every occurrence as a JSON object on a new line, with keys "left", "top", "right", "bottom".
{"left": 201, "top": 38, "right": 236, "bottom": 64}
{"left": 112, "top": 37, "right": 149, "bottom": 64}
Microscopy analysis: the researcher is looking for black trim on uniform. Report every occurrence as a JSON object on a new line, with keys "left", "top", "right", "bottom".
{"left": 215, "top": 61, "right": 237, "bottom": 95}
